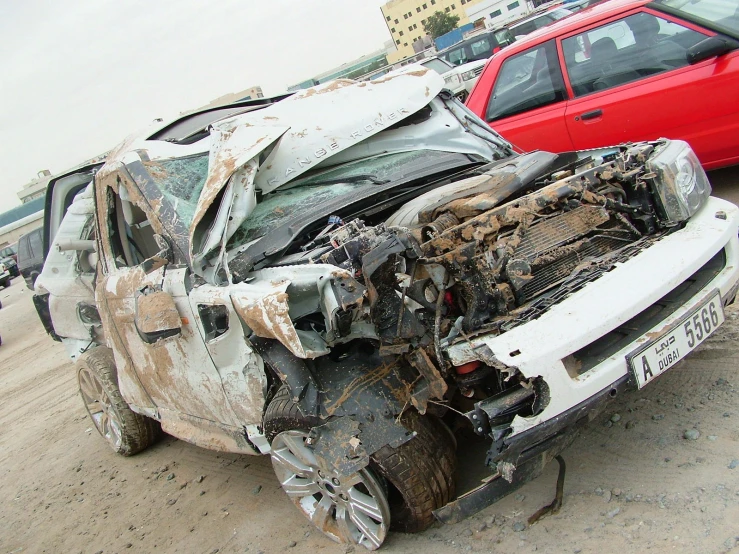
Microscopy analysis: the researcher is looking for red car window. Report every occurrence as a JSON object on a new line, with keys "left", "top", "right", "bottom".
{"left": 485, "top": 40, "right": 567, "bottom": 121}
{"left": 561, "top": 12, "right": 708, "bottom": 96}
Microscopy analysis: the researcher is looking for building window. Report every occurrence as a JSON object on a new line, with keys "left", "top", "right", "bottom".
{"left": 395, "top": 18, "right": 399, "bottom": 23}
{"left": 386, "top": 15, "right": 391, "bottom": 21}
{"left": 490, "top": 9, "right": 502, "bottom": 17}
{"left": 404, "top": 42, "right": 408, "bottom": 47}
{"left": 423, "top": 3, "right": 428, "bottom": 8}
{"left": 396, "top": 39, "right": 401, "bottom": 44}
{"left": 445, "top": 6, "right": 450, "bottom": 12}
{"left": 431, "top": 0, "right": 436, "bottom": 4}
{"left": 451, "top": 4, "right": 456, "bottom": 8}
{"left": 404, "top": 13, "right": 408, "bottom": 19}
{"left": 507, "top": 1, "right": 520, "bottom": 9}
{"left": 400, "top": 30, "right": 404, "bottom": 35}
{"left": 461, "top": 0, "right": 466, "bottom": 4}
{"left": 409, "top": 25, "right": 413, "bottom": 30}
{"left": 416, "top": 6, "right": 421, "bottom": 12}
{"left": 391, "top": 27, "right": 396, "bottom": 32}
{"left": 414, "top": 23, "right": 418, "bottom": 29}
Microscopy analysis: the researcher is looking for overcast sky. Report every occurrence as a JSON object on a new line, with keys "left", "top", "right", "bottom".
{"left": 0, "top": 0, "right": 390, "bottom": 212}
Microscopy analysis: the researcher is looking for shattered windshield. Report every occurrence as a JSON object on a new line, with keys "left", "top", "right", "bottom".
{"left": 141, "top": 153, "right": 209, "bottom": 226}
{"left": 228, "top": 150, "right": 463, "bottom": 247}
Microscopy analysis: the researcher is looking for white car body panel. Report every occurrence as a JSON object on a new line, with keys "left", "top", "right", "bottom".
{"left": 447, "top": 196, "right": 739, "bottom": 437}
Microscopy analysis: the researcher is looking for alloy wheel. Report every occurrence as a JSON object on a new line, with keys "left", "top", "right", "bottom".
{"left": 78, "top": 366, "right": 123, "bottom": 450}
{"left": 270, "top": 430, "right": 390, "bottom": 550}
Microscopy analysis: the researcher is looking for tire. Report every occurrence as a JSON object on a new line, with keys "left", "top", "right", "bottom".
{"left": 372, "top": 410, "right": 457, "bottom": 533}
{"left": 264, "top": 386, "right": 456, "bottom": 546}
{"left": 0, "top": 278, "right": 8, "bottom": 288}
{"left": 77, "top": 347, "right": 160, "bottom": 456}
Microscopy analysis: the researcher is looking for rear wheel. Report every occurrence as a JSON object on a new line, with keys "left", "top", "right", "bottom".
{"left": 77, "top": 347, "right": 159, "bottom": 456}
{"left": 264, "top": 386, "right": 456, "bottom": 549}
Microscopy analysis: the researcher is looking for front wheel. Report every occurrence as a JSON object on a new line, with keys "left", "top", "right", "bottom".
{"left": 264, "top": 386, "right": 456, "bottom": 549}
{"left": 77, "top": 347, "right": 159, "bottom": 456}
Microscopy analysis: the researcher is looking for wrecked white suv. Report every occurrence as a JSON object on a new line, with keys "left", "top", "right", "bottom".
{"left": 34, "top": 68, "right": 739, "bottom": 550}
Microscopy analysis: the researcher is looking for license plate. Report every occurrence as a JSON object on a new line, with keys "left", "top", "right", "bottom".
{"left": 627, "top": 290, "right": 724, "bottom": 389}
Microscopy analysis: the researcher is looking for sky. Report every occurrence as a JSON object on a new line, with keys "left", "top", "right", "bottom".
{"left": 0, "top": 0, "right": 390, "bottom": 213}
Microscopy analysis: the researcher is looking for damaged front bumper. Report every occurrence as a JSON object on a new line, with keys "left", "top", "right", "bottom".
{"left": 436, "top": 196, "right": 739, "bottom": 521}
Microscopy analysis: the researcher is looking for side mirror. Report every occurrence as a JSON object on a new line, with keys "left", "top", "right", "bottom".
{"left": 687, "top": 36, "right": 738, "bottom": 65}
{"left": 134, "top": 288, "right": 181, "bottom": 343}
{"left": 141, "top": 234, "right": 173, "bottom": 274}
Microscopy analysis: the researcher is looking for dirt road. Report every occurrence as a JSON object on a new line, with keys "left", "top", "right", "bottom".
{"left": 1, "top": 269, "right": 737, "bottom": 554}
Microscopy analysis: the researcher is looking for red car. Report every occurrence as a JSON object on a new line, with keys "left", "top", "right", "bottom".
{"left": 466, "top": 0, "right": 739, "bottom": 170}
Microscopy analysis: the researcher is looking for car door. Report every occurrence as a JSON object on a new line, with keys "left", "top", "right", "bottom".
{"left": 561, "top": 8, "right": 739, "bottom": 168}
{"left": 473, "top": 39, "right": 574, "bottom": 152}
{"left": 95, "top": 167, "right": 250, "bottom": 428}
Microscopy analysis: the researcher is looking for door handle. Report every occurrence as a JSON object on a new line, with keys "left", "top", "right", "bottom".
{"left": 579, "top": 109, "right": 603, "bottom": 121}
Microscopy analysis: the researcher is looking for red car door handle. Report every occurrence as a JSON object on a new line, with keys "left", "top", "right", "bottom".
{"left": 579, "top": 109, "right": 603, "bottom": 121}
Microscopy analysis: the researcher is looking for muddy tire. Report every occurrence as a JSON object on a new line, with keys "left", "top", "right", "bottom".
{"left": 77, "top": 347, "right": 159, "bottom": 456}
{"left": 264, "top": 386, "right": 456, "bottom": 545}
{"left": 371, "top": 410, "right": 456, "bottom": 533}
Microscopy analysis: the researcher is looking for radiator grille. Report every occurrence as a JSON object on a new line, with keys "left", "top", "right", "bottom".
{"left": 515, "top": 206, "right": 610, "bottom": 261}
{"left": 523, "top": 236, "right": 629, "bottom": 299}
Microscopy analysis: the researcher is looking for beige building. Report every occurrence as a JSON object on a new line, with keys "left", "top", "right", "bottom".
{"left": 381, "top": 0, "right": 490, "bottom": 62}
{"left": 17, "top": 170, "right": 53, "bottom": 204}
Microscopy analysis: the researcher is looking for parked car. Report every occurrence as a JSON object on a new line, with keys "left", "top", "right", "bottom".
{"left": 1, "top": 256, "right": 19, "bottom": 278}
{"left": 0, "top": 262, "right": 11, "bottom": 288}
{"left": 416, "top": 56, "right": 486, "bottom": 100}
{"left": 0, "top": 243, "right": 18, "bottom": 263}
{"left": 466, "top": 0, "right": 739, "bottom": 170}
{"left": 17, "top": 227, "right": 44, "bottom": 289}
{"left": 438, "top": 28, "right": 516, "bottom": 67}
{"left": 34, "top": 68, "right": 739, "bottom": 550}
{"left": 508, "top": 7, "right": 573, "bottom": 38}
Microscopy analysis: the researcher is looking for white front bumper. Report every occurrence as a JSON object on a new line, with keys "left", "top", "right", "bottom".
{"left": 447, "top": 196, "right": 739, "bottom": 437}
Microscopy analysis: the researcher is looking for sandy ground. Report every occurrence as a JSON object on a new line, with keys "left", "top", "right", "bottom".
{"left": 1, "top": 181, "right": 738, "bottom": 553}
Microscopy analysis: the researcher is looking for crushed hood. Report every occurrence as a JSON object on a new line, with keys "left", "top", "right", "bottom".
{"left": 189, "top": 67, "right": 446, "bottom": 275}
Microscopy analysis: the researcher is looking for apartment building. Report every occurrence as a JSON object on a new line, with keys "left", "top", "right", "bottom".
{"left": 381, "top": 0, "right": 490, "bottom": 62}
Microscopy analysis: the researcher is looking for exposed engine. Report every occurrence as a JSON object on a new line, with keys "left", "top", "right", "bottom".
{"left": 253, "top": 140, "right": 706, "bottom": 458}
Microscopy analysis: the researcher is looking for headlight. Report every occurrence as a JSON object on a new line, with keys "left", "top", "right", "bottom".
{"left": 78, "top": 302, "right": 102, "bottom": 325}
{"left": 646, "top": 140, "right": 711, "bottom": 224}
{"left": 462, "top": 70, "right": 477, "bottom": 81}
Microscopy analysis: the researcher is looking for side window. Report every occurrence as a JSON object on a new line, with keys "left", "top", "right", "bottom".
{"left": 29, "top": 230, "right": 43, "bottom": 259}
{"left": 485, "top": 40, "right": 566, "bottom": 121}
{"left": 562, "top": 11, "right": 708, "bottom": 97}
{"left": 18, "top": 236, "right": 31, "bottom": 261}
{"left": 447, "top": 47, "right": 468, "bottom": 65}
{"left": 512, "top": 21, "right": 536, "bottom": 36}
{"left": 470, "top": 37, "right": 492, "bottom": 56}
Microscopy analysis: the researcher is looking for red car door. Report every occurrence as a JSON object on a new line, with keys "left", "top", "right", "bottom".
{"left": 468, "top": 39, "right": 575, "bottom": 153}
{"left": 560, "top": 9, "right": 739, "bottom": 169}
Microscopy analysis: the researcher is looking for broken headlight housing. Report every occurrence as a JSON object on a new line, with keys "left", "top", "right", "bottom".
{"left": 648, "top": 140, "right": 711, "bottom": 224}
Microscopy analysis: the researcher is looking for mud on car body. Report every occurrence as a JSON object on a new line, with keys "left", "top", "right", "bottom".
{"left": 34, "top": 68, "right": 739, "bottom": 549}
